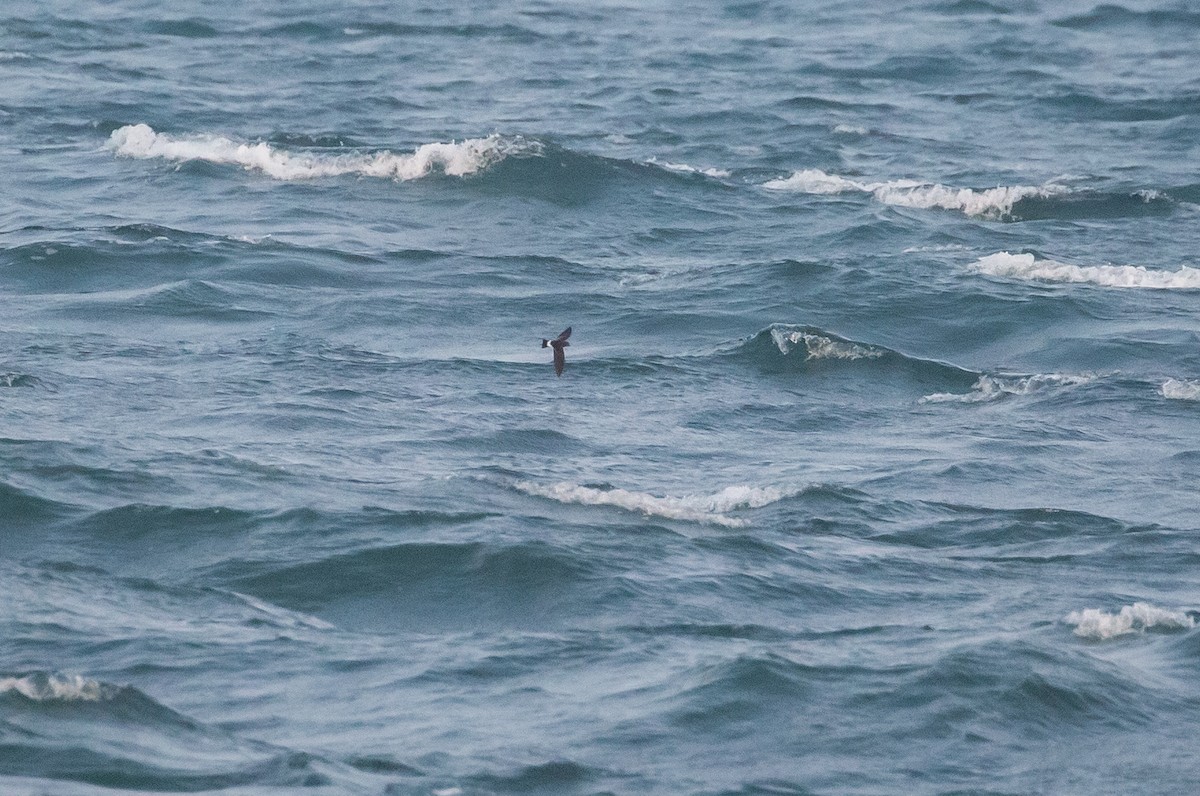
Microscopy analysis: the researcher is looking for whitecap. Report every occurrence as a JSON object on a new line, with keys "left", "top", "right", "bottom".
{"left": 970, "top": 252, "right": 1200, "bottom": 289}
{"left": 1162, "top": 379, "right": 1200, "bottom": 400}
{"left": 770, "top": 328, "right": 882, "bottom": 360}
{"left": 921, "top": 373, "right": 1094, "bottom": 404}
{"left": 0, "top": 673, "right": 119, "bottom": 702}
{"left": 514, "top": 481, "right": 797, "bottom": 527}
{"left": 647, "top": 158, "right": 731, "bottom": 178}
{"left": 833, "top": 124, "right": 868, "bottom": 135}
{"left": 763, "top": 168, "right": 1063, "bottom": 218}
{"left": 1066, "top": 603, "right": 1195, "bottom": 640}
{"left": 108, "top": 123, "right": 538, "bottom": 181}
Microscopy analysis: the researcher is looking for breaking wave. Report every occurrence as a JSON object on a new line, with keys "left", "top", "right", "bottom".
{"left": 513, "top": 481, "right": 797, "bottom": 527}
{"left": 108, "top": 123, "right": 539, "bottom": 181}
{"left": 1066, "top": 603, "right": 1196, "bottom": 640}
{"left": 0, "top": 673, "right": 120, "bottom": 702}
{"left": 763, "top": 168, "right": 1063, "bottom": 218}
{"left": 921, "top": 373, "right": 1095, "bottom": 404}
{"left": 970, "top": 252, "right": 1200, "bottom": 289}
{"left": 769, "top": 327, "right": 883, "bottom": 360}
{"left": 1162, "top": 379, "right": 1200, "bottom": 401}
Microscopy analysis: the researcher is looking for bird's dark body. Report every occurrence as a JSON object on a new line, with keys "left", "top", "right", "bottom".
{"left": 542, "top": 327, "right": 572, "bottom": 376}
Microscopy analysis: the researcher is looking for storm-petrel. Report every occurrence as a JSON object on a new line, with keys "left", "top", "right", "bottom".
{"left": 542, "top": 327, "right": 571, "bottom": 376}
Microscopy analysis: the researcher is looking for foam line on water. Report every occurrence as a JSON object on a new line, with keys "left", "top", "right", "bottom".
{"left": 971, "top": 252, "right": 1200, "bottom": 289}
{"left": 1162, "top": 379, "right": 1200, "bottom": 400}
{"left": 763, "top": 168, "right": 1063, "bottom": 217}
{"left": 1066, "top": 603, "right": 1195, "bottom": 640}
{"left": 921, "top": 373, "right": 1095, "bottom": 404}
{"left": 515, "top": 481, "right": 797, "bottom": 527}
{"left": 109, "top": 124, "right": 537, "bottom": 181}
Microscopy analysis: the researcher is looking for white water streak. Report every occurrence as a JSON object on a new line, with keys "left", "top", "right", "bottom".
{"left": 972, "top": 252, "right": 1200, "bottom": 289}
{"left": 516, "top": 481, "right": 796, "bottom": 527}
{"left": 763, "top": 168, "right": 1062, "bottom": 217}
{"left": 921, "top": 373, "right": 1094, "bottom": 404}
{"left": 0, "top": 673, "right": 118, "bottom": 702}
{"left": 109, "top": 124, "right": 535, "bottom": 181}
{"left": 1067, "top": 603, "right": 1195, "bottom": 640}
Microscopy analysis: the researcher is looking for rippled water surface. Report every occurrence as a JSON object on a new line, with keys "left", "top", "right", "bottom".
{"left": 4, "top": 1, "right": 1200, "bottom": 793}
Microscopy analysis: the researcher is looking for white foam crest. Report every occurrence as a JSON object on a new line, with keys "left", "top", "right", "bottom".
{"left": 921, "top": 373, "right": 1093, "bottom": 404}
{"left": 1162, "top": 379, "right": 1200, "bottom": 400}
{"left": 763, "top": 168, "right": 1062, "bottom": 217}
{"left": 515, "top": 481, "right": 797, "bottom": 527}
{"left": 833, "top": 124, "right": 868, "bottom": 135}
{"left": 770, "top": 328, "right": 882, "bottom": 360}
{"left": 1067, "top": 603, "right": 1195, "bottom": 640}
{"left": 972, "top": 252, "right": 1200, "bottom": 289}
{"left": 648, "top": 158, "right": 731, "bottom": 178}
{"left": 109, "top": 124, "right": 535, "bottom": 181}
{"left": 0, "top": 673, "right": 118, "bottom": 702}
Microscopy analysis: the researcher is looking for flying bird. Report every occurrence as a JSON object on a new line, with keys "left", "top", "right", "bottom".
{"left": 542, "top": 326, "right": 572, "bottom": 376}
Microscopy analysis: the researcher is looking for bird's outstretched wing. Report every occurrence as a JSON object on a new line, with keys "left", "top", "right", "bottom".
{"left": 553, "top": 345, "right": 565, "bottom": 376}
{"left": 557, "top": 327, "right": 572, "bottom": 342}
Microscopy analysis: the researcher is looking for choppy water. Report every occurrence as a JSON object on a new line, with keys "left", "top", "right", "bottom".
{"left": 4, "top": 1, "right": 1200, "bottom": 793}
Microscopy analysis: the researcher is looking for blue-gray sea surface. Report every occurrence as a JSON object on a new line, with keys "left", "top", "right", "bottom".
{"left": 4, "top": 1, "right": 1200, "bottom": 793}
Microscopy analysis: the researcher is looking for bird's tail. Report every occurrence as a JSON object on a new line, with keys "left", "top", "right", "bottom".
{"left": 541, "top": 339, "right": 550, "bottom": 348}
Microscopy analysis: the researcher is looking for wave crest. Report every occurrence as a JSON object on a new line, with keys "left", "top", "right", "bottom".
{"left": 770, "top": 327, "right": 883, "bottom": 360}
{"left": 921, "top": 373, "right": 1094, "bottom": 404}
{"left": 109, "top": 123, "right": 538, "bottom": 181}
{"left": 1067, "top": 603, "right": 1196, "bottom": 640}
{"left": 0, "top": 672, "right": 121, "bottom": 702}
{"left": 514, "top": 481, "right": 796, "bottom": 527}
{"left": 971, "top": 252, "right": 1200, "bottom": 289}
{"left": 1162, "top": 379, "right": 1200, "bottom": 400}
{"left": 763, "top": 168, "right": 1061, "bottom": 218}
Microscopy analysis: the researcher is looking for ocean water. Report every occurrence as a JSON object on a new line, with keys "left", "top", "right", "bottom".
{"left": 3, "top": 0, "right": 1200, "bottom": 793}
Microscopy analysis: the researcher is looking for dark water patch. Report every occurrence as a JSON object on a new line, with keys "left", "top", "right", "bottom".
{"left": 916, "top": 643, "right": 1157, "bottom": 733}
{"left": 447, "top": 428, "right": 591, "bottom": 455}
{"left": 1040, "top": 91, "right": 1200, "bottom": 123}
{"left": 0, "top": 372, "right": 40, "bottom": 388}
{"left": 143, "top": 19, "right": 222, "bottom": 38}
{"left": 927, "top": 0, "right": 1012, "bottom": 14}
{"left": 0, "top": 672, "right": 333, "bottom": 791}
{"left": 729, "top": 325, "right": 979, "bottom": 394}
{"left": 111, "top": 279, "right": 276, "bottom": 322}
{"left": 1010, "top": 190, "right": 1175, "bottom": 221}
{"left": 469, "top": 142, "right": 723, "bottom": 206}
{"left": 666, "top": 654, "right": 816, "bottom": 735}
{"left": 70, "top": 504, "right": 261, "bottom": 541}
{"left": 345, "top": 755, "right": 422, "bottom": 776}
{"left": 0, "top": 481, "right": 72, "bottom": 528}
{"left": 470, "top": 759, "right": 597, "bottom": 792}
{"left": 1053, "top": 5, "right": 1200, "bottom": 31}
{"left": 871, "top": 504, "right": 1149, "bottom": 549}
{"left": 230, "top": 540, "right": 602, "bottom": 631}
{"left": 802, "top": 54, "right": 972, "bottom": 83}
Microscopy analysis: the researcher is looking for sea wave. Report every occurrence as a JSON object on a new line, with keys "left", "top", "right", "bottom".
{"left": 514, "top": 480, "right": 797, "bottom": 527}
{"left": 921, "top": 373, "right": 1095, "bottom": 404}
{"left": 108, "top": 123, "right": 538, "bottom": 181}
{"left": 646, "top": 158, "right": 732, "bottom": 178}
{"left": 770, "top": 327, "right": 883, "bottom": 360}
{"left": 1162, "top": 379, "right": 1200, "bottom": 400}
{"left": 0, "top": 673, "right": 119, "bottom": 702}
{"left": 763, "top": 168, "right": 1063, "bottom": 218}
{"left": 1066, "top": 603, "right": 1196, "bottom": 640}
{"left": 970, "top": 252, "right": 1200, "bottom": 289}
